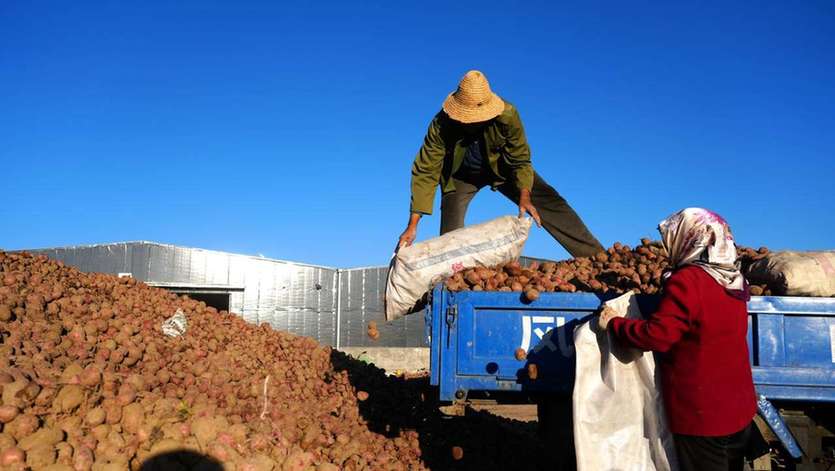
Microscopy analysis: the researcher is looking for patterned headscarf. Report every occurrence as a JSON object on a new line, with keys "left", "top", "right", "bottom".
{"left": 658, "top": 208, "right": 746, "bottom": 294}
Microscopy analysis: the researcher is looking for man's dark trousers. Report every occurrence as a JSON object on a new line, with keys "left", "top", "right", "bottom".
{"left": 439, "top": 171, "right": 604, "bottom": 258}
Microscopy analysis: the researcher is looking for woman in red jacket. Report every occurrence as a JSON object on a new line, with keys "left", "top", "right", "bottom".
{"left": 599, "top": 208, "right": 757, "bottom": 471}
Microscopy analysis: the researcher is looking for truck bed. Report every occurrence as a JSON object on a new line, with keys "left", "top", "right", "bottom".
{"left": 426, "top": 285, "right": 835, "bottom": 403}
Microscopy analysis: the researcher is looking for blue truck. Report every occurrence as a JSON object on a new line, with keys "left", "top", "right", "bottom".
{"left": 425, "top": 285, "right": 835, "bottom": 470}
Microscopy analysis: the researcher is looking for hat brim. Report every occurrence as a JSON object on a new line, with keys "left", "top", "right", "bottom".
{"left": 442, "top": 92, "right": 506, "bottom": 123}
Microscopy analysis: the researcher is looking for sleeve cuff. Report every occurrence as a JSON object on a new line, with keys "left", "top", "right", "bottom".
{"left": 409, "top": 206, "right": 432, "bottom": 216}
{"left": 608, "top": 316, "right": 629, "bottom": 336}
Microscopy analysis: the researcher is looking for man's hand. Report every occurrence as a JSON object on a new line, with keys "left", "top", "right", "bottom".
{"left": 518, "top": 189, "right": 542, "bottom": 227}
{"left": 598, "top": 305, "right": 618, "bottom": 331}
{"left": 398, "top": 226, "right": 417, "bottom": 248}
{"left": 398, "top": 213, "right": 422, "bottom": 249}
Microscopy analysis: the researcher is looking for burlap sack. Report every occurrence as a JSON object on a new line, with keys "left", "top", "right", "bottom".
{"left": 747, "top": 251, "right": 835, "bottom": 296}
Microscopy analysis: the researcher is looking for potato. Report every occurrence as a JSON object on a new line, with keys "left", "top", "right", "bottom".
{"left": 121, "top": 403, "right": 144, "bottom": 434}
{"left": 53, "top": 385, "right": 84, "bottom": 413}
{"left": 6, "top": 414, "right": 38, "bottom": 440}
{"left": 0, "top": 433, "right": 16, "bottom": 451}
{"left": 84, "top": 408, "right": 106, "bottom": 427}
{"left": 18, "top": 427, "right": 64, "bottom": 451}
{"left": 42, "top": 464, "right": 74, "bottom": 471}
{"left": 192, "top": 416, "right": 219, "bottom": 448}
{"left": 527, "top": 363, "right": 538, "bottom": 381}
{"left": 0, "top": 405, "right": 19, "bottom": 424}
{"left": 0, "top": 447, "right": 25, "bottom": 466}
{"left": 524, "top": 289, "right": 540, "bottom": 303}
{"left": 26, "top": 442, "right": 57, "bottom": 468}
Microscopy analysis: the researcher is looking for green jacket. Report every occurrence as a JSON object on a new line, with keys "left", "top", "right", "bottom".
{"left": 410, "top": 101, "right": 533, "bottom": 215}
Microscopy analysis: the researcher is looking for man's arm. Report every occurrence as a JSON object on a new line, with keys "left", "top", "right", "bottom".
{"left": 410, "top": 115, "right": 446, "bottom": 215}
{"left": 503, "top": 106, "right": 533, "bottom": 191}
{"left": 504, "top": 107, "right": 540, "bottom": 226}
{"left": 400, "top": 115, "right": 446, "bottom": 248}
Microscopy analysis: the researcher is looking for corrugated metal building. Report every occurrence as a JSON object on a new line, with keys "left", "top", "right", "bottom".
{"left": 24, "top": 241, "right": 547, "bottom": 349}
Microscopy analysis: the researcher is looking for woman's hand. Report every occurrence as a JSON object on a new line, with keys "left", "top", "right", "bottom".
{"left": 598, "top": 305, "right": 618, "bottom": 331}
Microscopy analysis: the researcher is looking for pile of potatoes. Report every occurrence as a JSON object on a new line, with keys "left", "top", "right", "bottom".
{"left": 445, "top": 239, "right": 774, "bottom": 299}
{"left": 0, "top": 251, "right": 431, "bottom": 471}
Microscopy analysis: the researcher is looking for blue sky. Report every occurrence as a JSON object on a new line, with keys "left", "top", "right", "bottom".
{"left": 2, "top": 1, "right": 833, "bottom": 268}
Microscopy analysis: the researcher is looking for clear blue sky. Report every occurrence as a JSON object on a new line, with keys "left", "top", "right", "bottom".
{"left": 2, "top": 2, "right": 833, "bottom": 268}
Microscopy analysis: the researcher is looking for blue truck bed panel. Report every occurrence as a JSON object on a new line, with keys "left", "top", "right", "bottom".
{"left": 427, "top": 285, "right": 835, "bottom": 402}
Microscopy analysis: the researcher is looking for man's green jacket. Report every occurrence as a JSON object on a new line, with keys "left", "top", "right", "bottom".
{"left": 410, "top": 102, "right": 534, "bottom": 215}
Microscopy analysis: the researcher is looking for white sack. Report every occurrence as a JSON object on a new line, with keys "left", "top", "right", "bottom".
{"left": 573, "top": 292, "right": 678, "bottom": 471}
{"left": 747, "top": 251, "right": 835, "bottom": 297}
{"left": 384, "top": 215, "right": 531, "bottom": 321}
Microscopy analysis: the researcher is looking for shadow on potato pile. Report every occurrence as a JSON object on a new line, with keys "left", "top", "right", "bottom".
{"left": 330, "top": 350, "right": 569, "bottom": 471}
{"left": 139, "top": 449, "right": 223, "bottom": 471}
{"left": 133, "top": 354, "right": 565, "bottom": 471}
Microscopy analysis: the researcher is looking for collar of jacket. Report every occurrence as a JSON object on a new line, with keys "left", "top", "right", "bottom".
{"left": 439, "top": 110, "right": 512, "bottom": 191}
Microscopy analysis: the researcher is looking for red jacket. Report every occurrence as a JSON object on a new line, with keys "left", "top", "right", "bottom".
{"left": 609, "top": 266, "right": 757, "bottom": 436}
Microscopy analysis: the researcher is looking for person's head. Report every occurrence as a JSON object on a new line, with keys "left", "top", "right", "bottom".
{"left": 658, "top": 208, "right": 737, "bottom": 270}
{"left": 442, "top": 70, "right": 505, "bottom": 125}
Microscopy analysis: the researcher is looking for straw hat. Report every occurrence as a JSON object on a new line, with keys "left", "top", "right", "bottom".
{"left": 442, "top": 70, "right": 506, "bottom": 123}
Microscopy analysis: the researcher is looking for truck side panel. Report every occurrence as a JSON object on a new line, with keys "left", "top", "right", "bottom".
{"left": 428, "top": 286, "right": 835, "bottom": 402}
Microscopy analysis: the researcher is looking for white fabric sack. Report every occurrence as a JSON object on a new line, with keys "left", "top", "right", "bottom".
{"left": 385, "top": 215, "right": 531, "bottom": 321}
{"left": 161, "top": 308, "right": 188, "bottom": 338}
{"left": 747, "top": 251, "right": 835, "bottom": 297}
{"left": 573, "top": 292, "right": 678, "bottom": 471}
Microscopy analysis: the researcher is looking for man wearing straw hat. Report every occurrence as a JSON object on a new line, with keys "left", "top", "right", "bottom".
{"left": 398, "top": 70, "right": 604, "bottom": 258}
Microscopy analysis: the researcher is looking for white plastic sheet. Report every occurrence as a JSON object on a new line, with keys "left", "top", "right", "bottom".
{"left": 573, "top": 292, "right": 678, "bottom": 471}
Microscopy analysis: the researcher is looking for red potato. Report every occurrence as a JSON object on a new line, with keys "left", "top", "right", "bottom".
{"left": 121, "top": 403, "right": 144, "bottom": 433}
{"left": 84, "top": 408, "right": 105, "bottom": 427}
{"left": 524, "top": 289, "right": 540, "bottom": 303}
{"left": 53, "top": 385, "right": 84, "bottom": 413}
{"left": 26, "top": 443, "right": 57, "bottom": 468}
{"left": 0, "top": 405, "right": 19, "bottom": 424}
{"left": 17, "top": 427, "right": 64, "bottom": 451}
{"left": 527, "top": 363, "right": 539, "bottom": 381}
{"left": 6, "top": 414, "right": 39, "bottom": 440}
{"left": 0, "top": 434, "right": 15, "bottom": 451}
{"left": 0, "top": 447, "right": 25, "bottom": 466}
{"left": 444, "top": 240, "right": 773, "bottom": 298}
